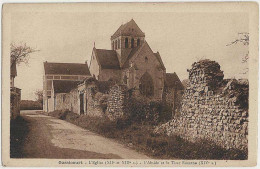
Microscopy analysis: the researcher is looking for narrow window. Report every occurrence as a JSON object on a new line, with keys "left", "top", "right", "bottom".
{"left": 145, "top": 57, "right": 148, "bottom": 63}
{"left": 137, "top": 38, "right": 140, "bottom": 46}
{"left": 115, "top": 40, "right": 117, "bottom": 50}
{"left": 131, "top": 38, "right": 134, "bottom": 48}
{"left": 118, "top": 39, "right": 120, "bottom": 49}
{"left": 125, "top": 38, "right": 128, "bottom": 48}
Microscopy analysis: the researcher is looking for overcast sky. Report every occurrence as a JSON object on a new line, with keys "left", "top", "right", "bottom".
{"left": 11, "top": 10, "right": 248, "bottom": 100}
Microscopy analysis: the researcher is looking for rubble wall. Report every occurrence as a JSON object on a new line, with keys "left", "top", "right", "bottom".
{"left": 156, "top": 60, "right": 248, "bottom": 151}
{"left": 106, "top": 84, "right": 129, "bottom": 120}
{"left": 85, "top": 83, "right": 104, "bottom": 117}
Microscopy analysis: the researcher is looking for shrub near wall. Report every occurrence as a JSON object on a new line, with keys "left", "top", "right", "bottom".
{"left": 126, "top": 97, "right": 172, "bottom": 125}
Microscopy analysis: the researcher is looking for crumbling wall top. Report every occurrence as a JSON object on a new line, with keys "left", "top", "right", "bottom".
{"left": 187, "top": 59, "right": 224, "bottom": 90}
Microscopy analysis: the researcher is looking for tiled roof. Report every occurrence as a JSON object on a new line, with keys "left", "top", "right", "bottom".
{"left": 53, "top": 80, "right": 79, "bottom": 93}
{"left": 165, "top": 73, "right": 184, "bottom": 90}
{"left": 111, "top": 19, "right": 145, "bottom": 39}
{"left": 94, "top": 48, "right": 120, "bottom": 69}
{"left": 44, "top": 62, "right": 91, "bottom": 75}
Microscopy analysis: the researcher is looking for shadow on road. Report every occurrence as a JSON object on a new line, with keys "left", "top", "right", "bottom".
{"left": 10, "top": 112, "right": 121, "bottom": 159}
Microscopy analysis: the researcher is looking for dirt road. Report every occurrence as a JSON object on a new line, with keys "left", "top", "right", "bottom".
{"left": 19, "top": 110, "right": 149, "bottom": 159}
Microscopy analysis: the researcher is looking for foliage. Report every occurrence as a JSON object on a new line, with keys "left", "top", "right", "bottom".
{"left": 126, "top": 97, "right": 172, "bottom": 125}
{"left": 34, "top": 90, "right": 43, "bottom": 104}
{"left": 20, "top": 100, "right": 43, "bottom": 110}
{"left": 10, "top": 42, "right": 39, "bottom": 65}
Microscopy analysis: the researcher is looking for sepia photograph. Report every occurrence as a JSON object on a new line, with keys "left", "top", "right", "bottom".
{"left": 2, "top": 2, "right": 259, "bottom": 167}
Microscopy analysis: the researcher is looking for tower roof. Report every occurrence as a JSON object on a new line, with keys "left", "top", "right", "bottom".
{"left": 111, "top": 19, "right": 145, "bottom": 39}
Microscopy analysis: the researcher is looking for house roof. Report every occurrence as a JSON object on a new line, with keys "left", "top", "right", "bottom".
{"left": 93, "top": 48, "right": 120, "bottom": 69}
{"left": 11, "top": 62, "right": 17, "bottom": 77}
{"left": 111, "top": 19, "right": 145, "bottom": 39}
{"left": 165, "top": 73, "right": 184, "bottom": 90}
{"left": 44, "top": 62, "right": 91, "bottom": 75}
{"left": 53, "top": 80, "right": 79, "bottom": 93}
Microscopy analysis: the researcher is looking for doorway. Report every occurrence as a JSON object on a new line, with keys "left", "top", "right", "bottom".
{"left": 80, "top": 93, "right": 84, "bottom": 115}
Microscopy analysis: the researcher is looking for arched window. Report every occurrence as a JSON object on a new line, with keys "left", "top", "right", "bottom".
{"left": 115, "top": 40, "right": 117, "bottom": 50}
{"left": 137, "top": 38, "right": 140, "bottom": 46}
{"left": 139, "top": 72, "right": 154, "bottom": 97}
{"left": 125, "top": 38, "right": 128, "bottom": 48}
{"left": 131, "top": 38, "right": 134, "bottom": 48}
{"left": 118, "top": 39, "right": 120, "bottom": 49}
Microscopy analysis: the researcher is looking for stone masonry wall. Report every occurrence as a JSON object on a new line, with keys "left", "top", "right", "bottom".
{"left": 85, "top": 84, "right": 104, "bottom": 117}
{"left": 156, "top": 60, "right": 248, "bottom": 151}
{"left": 106, "top": 84, "right": 129, "bottom": 121}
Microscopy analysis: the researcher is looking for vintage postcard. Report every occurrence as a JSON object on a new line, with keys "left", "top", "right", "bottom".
{"left": 1, "top": 2, "right": 259, "bottom": 167}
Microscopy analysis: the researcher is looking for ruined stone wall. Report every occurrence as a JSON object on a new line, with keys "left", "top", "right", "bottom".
{"left": 85, "top": 83, "right": 104, "bottom": 117}
{"left": 106, "top": 84, "right": 129, "bottom": 120}
{"left": 156, "top": 60, "right": 248, "bottom": 151}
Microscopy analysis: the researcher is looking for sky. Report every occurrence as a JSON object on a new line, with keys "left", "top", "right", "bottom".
{"left": 11, "top": 11, "right": 248, "bottom": 100}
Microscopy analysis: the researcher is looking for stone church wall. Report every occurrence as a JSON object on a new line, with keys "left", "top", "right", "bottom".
{"left": 127, "top": 43, "right": 165, "bottom": 100}
{"left": 155, "top": 60, "right": 248, "bottom": 151}
{"left": 99, "top": 69, "right": 121, "bottom": 82}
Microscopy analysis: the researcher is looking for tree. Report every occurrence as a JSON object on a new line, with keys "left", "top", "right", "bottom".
{"left": 35, "top": 90, "right": 43, "bottom": 104}
{"left": 226, "top": 32, "right": 249, "bottom": 75}
{"left": 10, "top": 42, "right": 39, "bottom": 65}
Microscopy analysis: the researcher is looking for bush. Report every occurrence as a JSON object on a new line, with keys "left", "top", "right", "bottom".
{"left": 126, "top": 97, "right": 172, "bottom": 125}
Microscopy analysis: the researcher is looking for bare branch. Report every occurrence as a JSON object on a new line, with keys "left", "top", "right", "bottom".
{"left": 10, "top": 42, "right": 39, "bottom": 65}
{"left": 226, "top": 32, "right": 249, "bottom": 46}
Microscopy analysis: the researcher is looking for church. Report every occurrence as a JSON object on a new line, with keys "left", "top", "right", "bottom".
{"left": 43, "top": 19, "right": 183, "bottom": 116}
{"left": 89, "top": 19, "right": 166, "bottom": 100}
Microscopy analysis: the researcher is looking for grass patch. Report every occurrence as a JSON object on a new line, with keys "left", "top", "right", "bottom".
{"left": 48, "top": 110, "right": 247, "bottom": 160}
